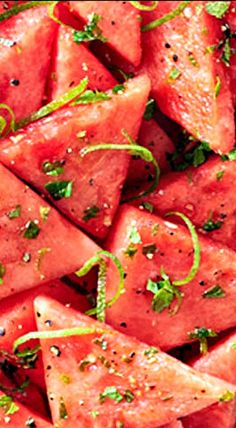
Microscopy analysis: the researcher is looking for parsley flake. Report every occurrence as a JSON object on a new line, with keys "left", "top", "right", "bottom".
{"left": 124, "top": 244, "right": 138, "bottom": 258}
{"left": 202, "top": 216, "right": 223, "bottom": 232}
{"left": 59, "top": 397, "right": 68, "bottom": 420}
{"left": 146, "top": 272, "right": 182, "bottom": 314}
{"left": 221, "top": 148, "right": 236, "bottom": 161}
{"left": 42, "top": 160, "right": 65, "bottom": 177}
{"left": 0, "top": 395, "right": 19, "bottom": 415}
{"left": 188, "top": 54, "right": 199, "bottom": 67}
{"left": 0, "top": 263, "right": 6, "bottom": 285}
{"left": 188, "top": 327, "right": 218, "bottom": 353}
{"left": 83, "top": 205, "right": 100, "bottom": 222}
{"left": 45, "top": 180, "right": 73, "bottom": 200}
{"left": 144, "top": 347, "right": 159, "bottom": 357}
{"left": 216, "top": 171, "right": 224, "bottom": 181}
{"left": 23, "top": 221, "right": 40, "bottom": 239}
{"left": 219, "top": 390, "right": 235, "bottom": 402}
{"left": 39, "top": 206, "right": 51, "bottom": 222}
{"left": 127, "top": 223, "right": 142, "bottom": 245}
{"left": 99, "top": 386, "right": 123, "bottom": 404}
{"left": 168, "top": 67, "right": 182, "bottom": 81}
{"left": 73, "top": 13, "right": 107, "bottom": 44}
{"left": 112, "top": 84, "right": 125, "bottom": 94}
{"left": 205, "top": 2, "right": 230, "bottom": 19}
{"left": 214, "top": 75, "right": 221, "bottom": 98}
{"left": 140, "top": 202, "right": 154, "bottom": 213}
{"left": 7, "top": 204, "right": 21, "bottom": 219}
{"left": 202, "top": 285, "right": 226, "bottom": 299}
{"left": 144, "top": 98, "right": 156, "bottom": 121}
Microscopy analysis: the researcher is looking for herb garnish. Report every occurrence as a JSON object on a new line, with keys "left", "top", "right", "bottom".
{"left": 202, "top": 214, "right": 223, "bottom": 232}
{"left": 23, "top": 221, "right": 40, "bottom": 239}
{"left": 39, "top": 206, "right": 51, "bottom": 222}
{"left": 219, "top": 390, "right": 235, "bottom": 402}
{"left": 221, "top": 147, "right": 236, "bottom": 161}
{"left": 202, "top": 285, "right": 225, "bottom": 299}
{"left": 112, "top": 84, "right": 125, "bottom": 94}
{"left": 72, "top": 90, "right": 111, "bottom": 105}
{"left": 42, "top": 160, "right": 64, "bottom": 177}
{"left": 205, "top": 2, "right": 230, "bottom": 19}
{"left": 0, "top": 263, "right": 5, "bottom": 285}
{"left": 144, "top": 98, "right": 156, "bottom": 121}
{"left": 0, "top": 395, "right": 19, "bottom": 415}
{"left": 73, "top": 13, "right": 107, "bottom": 44}
{"left": 140, "top": 202, "right": 154, "bottom": 213}
{"left": 59, "top": 397, "right": 68, "bottom": 420}
{"left": 99, "top": 386, "right": 134, "bottom": 404}
{"left": 83, "top": 205, "right": 100, "bottom": 222}
{"left": 7, "top": 205, "right": 21, "bottom": 219}
{"left": 188, "top": 327, "right": 218, "bottom": 353}
{"left": 167, "top": 136, "right": 212, "bottom": 171}
{"left": 214, "top": 75, "right": 221, "bottom": 98}
{"left": 45, "top": 180, "right": 73, "bottom": 200}
{"left": 168, "top": 67, "right": 182, "bottom": 81}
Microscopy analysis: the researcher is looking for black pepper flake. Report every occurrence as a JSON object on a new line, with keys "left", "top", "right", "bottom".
{"left": 36, "top": 312, "right": 41, "bottom": 318}
{"left": 0, "top": 327, "right": 6, "bottom": 337}
{"left": 120, "top": 322, "right": 127, "bottom": 328}
{"left": 25, "top": 417, "right": 36, "bottom": 428}
{"left": 46, "top": 365, "right": 52, "bottom": 370}
{"left": 165, "top": 42, "right": 171, "bottom": 48}
{"left": 50, "top": 345, "right": 61, "bottom": 357}
{"left": 199, "top": 280, "right": 205, "bottom": 286}
{"left": 45, "top": 320, "right": 53, "bottom": 327}
{"left": 173, "top": 54, "right": 178, "bottom": 62}
{"left": 10, "top": 79, "right": 20, "bottom": 86}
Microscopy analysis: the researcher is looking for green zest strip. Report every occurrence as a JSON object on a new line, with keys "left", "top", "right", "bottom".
{"left": 76, "top": 250, "right": 125, "bottom": 321}
{"left": 130, "top": 1, "right": 159, "bottom": 11}
{"left": 166, "top": 212, "right": 201, "bottom": 286}
{"left": 0, "top": 104, "right": 16, "bottom": 137}
{"left": 13, "top": 327, "right": 98, "bottom": 353}
{"left": 15, "top": 77, "right": 88, "bottom": 130}
{"left": 80, "top": 132, "right": 160, "bottom": 203}
{"left": 141, "top": 1, "right": 191, "bottom": 32}
{"left": 0, "top": 1, "right": 55, "bottom": 22}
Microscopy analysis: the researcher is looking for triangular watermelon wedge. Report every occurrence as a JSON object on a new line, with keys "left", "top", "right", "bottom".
{"left": 0, "top": 5, "right": 57, "bottom": 122}
{"left": 0, "top": 390, "right": 52, "bottom": 427}
{"left": 105, "top": 205, "right": 236, "bottom": 350}
{"left": 183, "top": 330, "right": 236, "bottom": 427}
{"left": 0, "top": 163, "right": 99, "bottom": 301}
{"left": 137, "top": 156, "right": 236, "bottom": 251}
{"left": 140, "top": 1, "right": 235, "bottom": 154}
{"left": 68, "top": 0, "right": 142, "bottom": 66}
{"left": 0, "top": 75, "right": 150, "bottom": 239}
{"left": 48, "top": 25, "right": 117, "bottom": 100}
{"left": 34, "top": 296, "right": 235, "bottom": 428}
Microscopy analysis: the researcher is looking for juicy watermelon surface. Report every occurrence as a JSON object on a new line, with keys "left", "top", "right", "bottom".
{"left": 0, "top": 1, "right": 236, "bottom": 426}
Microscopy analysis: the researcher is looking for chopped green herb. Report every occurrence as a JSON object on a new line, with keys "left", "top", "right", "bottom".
{"left": 99, "top": 386, "right": 123, "bottom": 404}
{"left": 72, "top": 89, "right": 111, "bottom": 105}
{"left": 0, "top": 263, "right": 6, "bottom": 285}
{"left": 146, "top": 273, "right": 182, "bottom": 314}
{"left": 221, "top": 148, "right": 236, "bottom": 161}
{"left": 152, "top": 223, "right": 159, "bottom": 236}
{"left": 202, "top": 285, "right": 226, "bottom": 299}
{"left": 23, "top": 221, "right": 40, "bottom": 239}
{"left": 15, "top": 345, "right": 41, "bottom": 369}
{"left": 59, "top": 397, "right": 68, "bottom": 420}
{"left": 7, "top": 205, "right": 21, "bottom": 220}
{"left": 205, "top": 2, "right": 230, "bottom": 19}
{"left": 202, "top": 217, "right": 223, "bottom": 232}
{"left": 91, "top": 410, "right": 99, "bottom": 418}
{"left": 144, "top": 98, "right": 156, "bottom": 121}
{"left": 83, "top": 205, "right": 100, "bottom": 222}
{"left": 188, "top": 54, "right": 199, "bottom": 67}
{"left": 45, "top": 180, "right": 73, "bottom": 200}
{"left": 39, "top": 206, "right": 51, "bottom": 222}
{"left": 142, "top": 243, "right": 157, "bottom": 259}
{"left": 124, "top": 390, "right": 135, "bottom": 403}
{"left": 219, "top": 390, "right": 235, "bottom": 402}
{"left": 124, "top": 244, "right": 138, "bottom": 258}
{"left": 216, "top": 171, "right": 224, "bottom": 181}
{"left": 222, "top": 38, "right": 231, "bottom": 66}
{"left": 112, "top": 84, "right": 125, "bottom": 94}
{"left": 142, "top": 1, "right": 191, "bottom": 32}
{"left": 128, "top": 223, "right": 142, "bottom": 245}
{"left": 144, "top": 347, "right": 159, "bottom": 357}
{"left": 214, "top": 75, "right": 221, "bottom": 98}
{"left": 0, "top": 395, "right": 19, "bottom": 415}
{"left": 73, "top": 13, "right": 107, "bottom": 44}
{"left": 37, "top": 247, "right": 51, "bottom": 278}
{"left": 93, "top": 337, "right": 108, "bottom": 351}
{"left": 60, "top": 374, "right": 71, "bottom": 384}
{"left": 140, "top": 201, "right": 154, "bottom": 213}
{"left": 188, "top": 327, "right": 218, "bottom": 353}
{"left": 42, "top": 160, "right": 65, "bottom": 177}
{"left": 168, "top": 67, "right": 182, "bottom": 81}
{"left": 205, "top": 44, "right": 217, "bottom": 54}
{"left": 167, "top": 137, "right": 212, "bottom": 171}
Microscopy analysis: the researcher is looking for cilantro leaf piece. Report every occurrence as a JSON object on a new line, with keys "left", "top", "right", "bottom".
{"left": 73, "top": 13, "right": 107, "bottom": 44}
{"left": 214, "top": 75, "right": 221, "bottom": 98}
{"left": 23, "top": 221, "right": 40, "bottom": 239}
{"left": 73, "top": 89, "right": 111, "bottom": 105}
{"left": 188, "top": 327, "right": 218, "bottom": 353}
{"left": 7, "top": 204, "right": 21, "bottom": 220}
{"left": 59, "top": 397, "right": 68, "bottom": 420}
{"left": 146, "top": 271, "right": 182, "bottom": 314}
{"left": 168, "top": 67, "right": 182, "bottom": 81}
{"left": 83, "top": 205, "right": 100, "bottom": 222}
{"left": 205, "top": 2, "right": 230, "bottom": 19}
{"left": 42, "top": 160, "right": 65, "bottom": 177}
{"left": 45, "top": 181, "right": 73, "bottom": 201}
{"left": 112, "top": 84, "right": 125, "bottom": 94}
{"left": 221, "top": 147, "right": 236, "bottom": 161}
{"left": 144, "top": 98, "right": 156, "bottom": 121}
{"left": 219, "top": 390, "right": 235, "bottom": 402}
{"left": 202, "top": 217, "right": 223, "bottom": 232}
{"left": 99, "top": 386, "right": 123, "bottom": 403}
{"left": 202, "top": 285, "right": 226, "bottom": 299}
{"left": 0, "top": 395, "right": 19, "bottom": 415}
{"left": 0, "top": 263, "right": 6, "bottom": 285}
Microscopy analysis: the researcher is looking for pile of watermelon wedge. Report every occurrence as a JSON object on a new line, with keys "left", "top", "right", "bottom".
{"left": 1, "top": 1, "right": 236, "bottom": 427}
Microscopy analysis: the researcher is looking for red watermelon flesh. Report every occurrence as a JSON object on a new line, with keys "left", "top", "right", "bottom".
{"left": 163, "top": 422, "right": 183, "bottom": 428}
{"left": 136, "top": 156, "right": 236, "bottom": 251}
{"left": 0, "top": 75, "right": 150, "bottom": 239}
{"left": 34, "top": 296, "right": 235, "bottom": 428}
{"left": 140, "top": 1, "right": 235, "bottom": 154}
{"left": 127, "top": 118, "right": 175, "bottom": 186}
{"left": 69, "top": 0, "right": 142, "bottom": 66}
{"left": 0, "top": 279, "right": 94, "bottom": 391}
{"left": 48, "top": 25, "right": 117, "bottom": 100}
{"left": 0, "top": 6, "right": 57, "bottom": 122}
{"left": 226, "top": 1, "right": 236, "bottom": 105}
{"left": 105, "top": 205, "right": 236, "bottom": 350}
{"left": 0, "top": 390, "right": 52, "bottom": 427}
{"left": 183, "top": 331, "right": 236, "bottom": 428}
{"left": 0, "top": 163, "right": 99, "bottom": 300}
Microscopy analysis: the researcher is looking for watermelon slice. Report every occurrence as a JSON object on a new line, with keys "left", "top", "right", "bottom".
{"left": 137, "top": 156, "right": 236, "bottom": 251}
{"left": 183, "top": 330, "right": 236, "bottom": 427}
{"left": 68, "top": 0, "right": 142, "bottom": 66}
{"left": 0, "top": 75, "right": 150, "bottom": 239}
{"left": 0, "top": 163, "right": 99, "bottom": 300}
{"left": 105, "top": 205, "right": 236, "bottom": 350}
{"left": 140, "top": 1, "right": 235, "bottom": 154}
{"left": 48, "top": 25, "right": 117, "bottom": 100}
{"left": 34, "top": 296, "right": 235, "bottom": 428}
{"left": 0, "top": 390, "right": 52, "bottom": 427}
{"left": 127, "top": 118, "right": 175, "bottom": 186}
{"left": 0, "top": 5, "right": 57, "bottom": 122}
